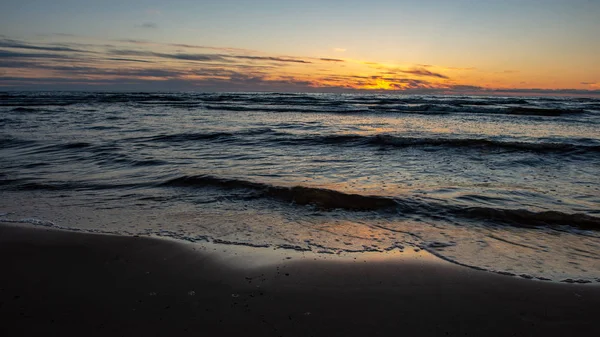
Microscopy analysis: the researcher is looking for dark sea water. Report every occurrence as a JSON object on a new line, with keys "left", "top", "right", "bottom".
{"left": 1, "top": 92, "right": 599, "bottom": 282}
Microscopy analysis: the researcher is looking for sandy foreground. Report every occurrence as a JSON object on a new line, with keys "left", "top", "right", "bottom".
{"left": 1, "top": 223, "right": 599, "bottom": 337}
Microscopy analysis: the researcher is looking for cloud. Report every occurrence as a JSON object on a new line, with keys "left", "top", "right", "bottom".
{"left": 0, "top": 60, "right": 36, "bottom": 68}
{"left": 35, "top": 33, "right": 78, "bottom": 38}
{"left": 232, "top": 55, "right": 311, "bottom": 64}
{"left": 106, "top": 58, "right": 155, "bottom": 63}
{"left": 333, "top": 48, "right": 346, "bottom": 52}
{"left": 2, "top": 35, "right": 597, "bottom": 97}
{"left": 108, "top": 49, "right": 229, "bottom": 62}
{"left": 116, "top": 39, "right": 152, "bottom": 45}
{"left": 163, "top": 53, "right": 228, "bottom": 62}
{"left": 365, "top": 63, "right": 450, "bottom": 79}
{"left": 2, "top": 69, "right": 600, "bottom": 97}
{"left": 0, "top": 49, "right": 72, "bottom": 59}
{"left": 399, "top": 68, "right": 449, "bottom": 79}
{"left": 0, "top": 39, "right": 89, "bottom": 53}
{"left": 139, "top": 22, "right": 158, "bottom": 29}
{"left": 109, "top": 49, "right": 312, "bottom": 64}
{"left": 114, "top": 39, "right": 256, "bottom": 54}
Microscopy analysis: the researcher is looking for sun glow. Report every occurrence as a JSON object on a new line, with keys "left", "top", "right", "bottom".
{"left": 363, "top": 78, "right": 394, "bottom": 90}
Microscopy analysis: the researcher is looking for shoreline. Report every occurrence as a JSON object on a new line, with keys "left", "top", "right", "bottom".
{"left": 3, "top": 219, "right": 597, "bottom": 284}
{"left": 2, "top": 223, "right": 600, "bottom": 336}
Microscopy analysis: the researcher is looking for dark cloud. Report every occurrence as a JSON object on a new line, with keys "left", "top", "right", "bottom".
{"left": 0, "top": 57, "right": 270, "bottom": 82}
{"left": 108, "top": 49, "right": 311, "bottom": 64}
{"left": 232, "top": 55, "right": 311, "bottom": 64}
{"left": 400, "top": 68, "right": 449, "bottom": 79}
{"left": 0, "top": 49, "right": 71, "bottom": 59}
{"left": 0, "top": 76, "right": 201, "bottom": 91}
{"left": 112, "top": 40, "right": 254, "bottom": 53}
{"left": 109, "top": 49, "right": 229, "bottom": 62}
{"left": 0, "top": 75, "right": 319, "bottom": 92}
{"left": 449, "top": 85, "right": 484, "bottom": 91}
{"left": 139, "top": 22, "right": 158, "bottom": 29}
{"left": 106, "top": 58, "right": 154, "bottom": 63}
{"left": 169, "top": 43, "right": 253, "bottom": 53}
{"left": 116, "top": 39, "right": 151, "bottom": 44}
{"left": 0, "top": 39, "right": 89, "bottom": 53}
{"left": 57, "top": 67, "right": 183, "bottom": 78}
{"left": 2, "top": 36, "right": 597, "bottom": 97}
{"left": 52, "top": 33, "right": 78, "bottom": 37}
{"left": 2, "top": 72, "right": 600, "bottom": 97}
{"left": 0, "top": 60, "right": 36, "bottom": 68}
{"left": 163, "top": 53, "right": 229, "bottom": 62}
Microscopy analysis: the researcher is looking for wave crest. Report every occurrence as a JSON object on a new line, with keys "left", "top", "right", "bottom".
{"left": 161, "top": 175, "right": 600, "bottom": 230}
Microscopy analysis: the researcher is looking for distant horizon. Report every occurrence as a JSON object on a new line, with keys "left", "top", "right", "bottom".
{"left": 2, "top": 88, "right": 600, "bottom": 99}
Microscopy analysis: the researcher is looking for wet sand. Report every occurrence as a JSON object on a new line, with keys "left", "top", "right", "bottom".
{"left": 1, "top": 224, "right": 599, "bottom": 337}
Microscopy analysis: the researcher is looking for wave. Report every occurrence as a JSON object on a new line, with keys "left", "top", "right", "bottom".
{"left": 4, "top": 131, "right": 597, "bottom": 159}
{"left": 10, "top": 107, "right": 42, "bottom": 113}
{"left": 138, "top": 128, "right": 276, "bottom": 143}
{"left": 505, "top": 107, "right": 585, "bottom": 116}
{"left": 201, "top": 102, "right": 587, "bottom": 116}
{"left": 369, "top": 104, "right": 585, "bottom": 116}
{"left": 2, "top": 93, "right": 596, "bottom": 118}
{"left": 364, "top": 135, "right": 600, "bottom": 154}
{"left": 458, "top": 207, "right": 600, "bottom": 230}
{"left": 3, "top": 172, "right": 598, "bottom": 230}
{"left": 124, "top": 129, "right": 600, "bottom": 155}
{"left": 0, "top": 180, "right": 142, "bottom": 191}
{"left": 161, "top": 175, "right": 600, "bottom": 230}
{"left": 276, "top": 133, "right": 600, "bottom": 155}
{"left": 0, "top": 136, "right": 36, "bottom": 147}
{"left": 203, "top": 104, "right": 367, "bottom": 114}
{"left": 161, "top": 175, "right": 399, "bottom": 211}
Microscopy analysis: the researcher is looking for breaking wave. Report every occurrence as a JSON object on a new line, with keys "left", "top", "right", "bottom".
{"left": 161, "top": 175, "right": 600, "bottom": 230}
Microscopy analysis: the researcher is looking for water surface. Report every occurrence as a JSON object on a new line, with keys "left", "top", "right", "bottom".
{"left": 1, "top": 92, "right": 599, "bottom": 282}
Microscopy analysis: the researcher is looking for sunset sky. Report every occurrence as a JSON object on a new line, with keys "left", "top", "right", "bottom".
{"left": 1, "top": 0, "right": 599, "bottom": 95}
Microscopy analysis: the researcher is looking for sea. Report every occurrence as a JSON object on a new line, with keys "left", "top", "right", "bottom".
{"left": 1, "top": 92, "right": 599, "bottom": 282}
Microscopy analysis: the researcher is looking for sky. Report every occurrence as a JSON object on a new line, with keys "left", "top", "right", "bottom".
{"left": 1, "top": 0, "right": 599, "bottom": 95}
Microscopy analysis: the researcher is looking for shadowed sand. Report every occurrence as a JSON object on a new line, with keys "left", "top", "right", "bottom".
{"left": 1, "top": 224, "right": 599, "bottom": 337}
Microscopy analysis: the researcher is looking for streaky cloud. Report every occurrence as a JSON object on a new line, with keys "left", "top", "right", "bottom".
{"left": 112, "top": 39, "right": 256, "bottom": 54}
{"left": 0, "top": 39, "right": 89, "bottom": 53}
{"left": 106, "top": 58, "right": 155, "bottom": 63}
{"left": 232, "top": 55, "right": 311, "bottom": 64}
{"left": 115, "top": 39, "right": 152, "bottom": 45}
{"left": 0, "top": 49, "right": 72, "bottom": 59}
{"left": 109, "top": 49, "right": 312, "bottom": 64}
{"left": 108, "top": 49, "right": 229, "bottom": 62}
{"left": 168, "top": 43, "right": 255, "bottom": 53}
{"left": 400, "top": 68, "right": 449, "bottom": 79}
{"left": 139, "top": 22, "right": 158, "bottom": 29}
